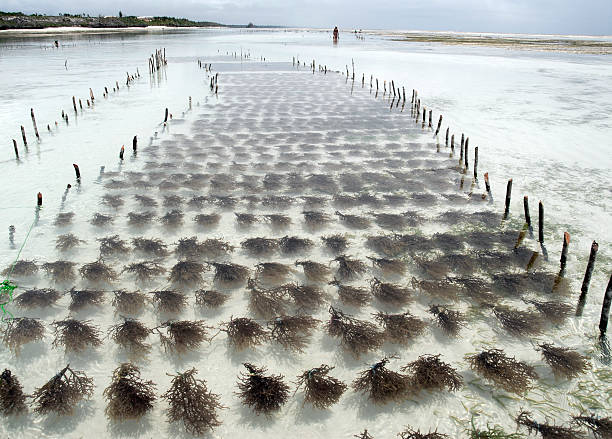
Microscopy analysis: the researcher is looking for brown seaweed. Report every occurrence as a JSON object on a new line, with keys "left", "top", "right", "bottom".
{"left": 31, "top": 365, "right": 94, "bottom": 415}
{"left": 330, "top": 280, "right": 370, "bottom": 308}
{"left": 132, "top": 237, "right": 169, "bottom": 257}
{"left": 168, "top": 261, "right": 207, "bottom": 286}
{"left": 112, "top": 290, "right": 147, "bottom": 315}
{"left": 326, "top": 306, "right": 383, "bottom": 357}
{"left": 428, "top": 305, "right": 465, "bottom": 336}
{"left": 2, "top": 317, "right": 45, "bottom": 354}
{"left": 79, "top": 260, "right": 117, "bottom": 283}
{"left": 467, "top": 349, "right": 537, "bottom": 394}
{"left": 13, "top": 288, "right": 61, "bottom": 308}
{"left": 352, "top": 356, "right": 410, "bottom": 404}
{"left": 151, "top": 290, "right": 187, "bottom": 314}
{"left": 236, "top": 363, "right": 290, "bottom": 415}
{"left": 108, "top": 318, "right": 151, "bottom": 356}
{"left": 398, "top": 427, "right": 451, "bottom": 439}
{"left": 370, "top": 278, "right": 413, "bottom": 306}
{"left": 90, "top": 213, "right": 114, "bottom": 227}
{"left": 195, "top": 289, "right": 229, "bottom": 309}
{"left": 367, "top": 256, "right": 407, "bottom": 275}
{"left": 154, "top": 320, "right": 210, "bottom": 354}
{"left": 41, "top": 260, "right": 77, "bottom": 282}
{"left": 572, "top": 415, "right": 612, "bottom": 439}
{"left": 68, "top": 288, "right": 106, "bottom": 311}
{"left": 0, "top": 369, "right": 27, "bottom": 415}
{"left": 321, "top": 234, "right": 349, "bottom": 253}
{"left": 98, "top": 235, "right": 130, "bottom": 257}
{"left": 295, "top": 260, "right": 332, "bottom": 283}
{"left": 279, "top": 236, "right": 314, "bottom": 255}
{"left": 493, "top": 306, "right": 543, "bottom": 336}
{"left": 103, "top": 363, "right": 156, "bottom": 420}
{"left": 241, "top": 237, "right": 280, "bottom": 255}
{"left": 256, "top": 262, "right": 296, "bottom": 284}
{"left": 333, "top": 255, "right": 368, "bottom": 280}
{"left": 401, "top": 354, "right": 463, "bottom": 392}
{"left": 56, "top": 233, "right": 85, "bottom": 251}
{"left": 207, "top": 262, "right": 250, "bottom": 285}
{"left": 516, "top": 410, "right": 585, "bottom": 439}
{"left": 51, "top": 318, "right": 102, "bottom": 353}
{"left": 221, "top": 316, "right": 268, "bottom": 350}
{"left": 295, "top": 365, "right": 347, "bottom": 409}
{"left": 122, "top": 261, "right": 166, "bottom": 282}
{"left": 267, "top": 315, "right": 319, "bottom": 352}
{"left": 523, "top": 299, "right": 572, "bottom": 325}
{"left": 2, "top": 260, "right": 38, "bottom": 277}
{"left": 163, "top": 368, "right": 224, "bottom": 435}
{"left": 537, "top": 343, "right": 589, "bottom": 379}
{"left": 374, "top": 312, "right": 426, "bottom": 345}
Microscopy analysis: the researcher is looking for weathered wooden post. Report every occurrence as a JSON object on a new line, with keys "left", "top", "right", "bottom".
{"left": 119, "top": 145, "right": 124, "bottom": 160}
{"left": 435, "top": 115, "right": 443, "bottom": 136}
{"left": 576, "top": 241, "right": 599, "bottom": 316}
{"left": 538, "top": 201, "right": 544, "bottom": 243}
{"left": 13, "top": 139, "right": 18, "bottom": 158}
{"left": 559, "top": 232, "right": 570, "bottom": 275}
{"left": 164, "top": 108, "right": 169, "bottom": 123}
{"left": 20, "top": 125, "right": 27, "bottom": 146}
{"left": 73, "top": 163, "right": 81, "bottom": 180}
{"left": 484, "top": 172, "right": 491, "bottom": 193}
{"left": 445, "top": 128, "right": 449, "bottom": 146}
{"left": 72, "top": 96, "right": 77, "bottom": 113}
{"left": 37, "top": 192, "right": 43, "bottom": 206}
{"left": 599, "top": 274, "right": 612, "bottom": 336}
{"left": 504, "top": 179, "right": 513, "bottom": 217}
{"left": 133, "top": 135, "right": 137, "bottom": 152}
{"left": 450, "top": 134, "right": 455, "bottom": 150}
{"left": 473, "top": 146, "right": 478, "bottom": 178}
{"left": 464, "top": 138, "right": 469, "bottom": 168}
{"left": 523, "top": 196, "right": 531, "bottom": 227}
{"left": 31, "top": 109, "right": 40, "bottom": 140}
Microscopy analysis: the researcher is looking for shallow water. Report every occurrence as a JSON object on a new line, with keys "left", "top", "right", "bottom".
{"left": 0, "top": 28, "right": 610, "bottom": 438}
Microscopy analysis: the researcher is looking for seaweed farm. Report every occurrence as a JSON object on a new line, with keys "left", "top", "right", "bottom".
{"left": 1, "top": 29, "right": 611, "bottom": 438}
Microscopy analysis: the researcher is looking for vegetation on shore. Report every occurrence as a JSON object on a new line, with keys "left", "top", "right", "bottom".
{"left": 0, "top": 11, "right": 267, "bottom": 30}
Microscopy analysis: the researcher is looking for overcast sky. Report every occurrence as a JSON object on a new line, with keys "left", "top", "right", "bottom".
{"left": 2, "top": 0, "right": 611, "bottom": 35}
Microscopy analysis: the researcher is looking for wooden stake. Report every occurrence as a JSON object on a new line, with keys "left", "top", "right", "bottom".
{"left": 164, "top": 108, "right": 169, "bottom": 123}
{"left": 450, "top": 134, "right": 454, "bottom": 150}
{"left": 599, "top": 274, "right": 612, "bottom": 336}
{"left": 523, "top": 196, "right": 531, "bottom": 227}
{"left": 474, "top": 146, "right": 478, "bottom": 177}
{"left": 576, "top": 241, "right": 599, "bottom": 316}
{"left": 13, "top": 139, "right": 18, "bottom": 158}
{"left": 464, "top": 138, "right": 469, "bottom": 168}
{"left": 559, "top": 232, "right": 570, "bottom": 275}
{"left": 435, "top": 115, "right": 443, "bottom": 136}
{"left": 20, "top": 125, "right": 27, "bottom": 146}
{"left": 73, "top": 163, "right": 81, "bottom": 180}
{"left": 484, "top": 172, "right": 490, "bottom": 193}
{"left": 89, "top": 88, "right": 95, "bottom": 102}
{"left": 133, "top": 135, "right": 137, "bottom": 152}
{"left": 37, "top": 192, "right": 42, "bottom": 206}
{"left": 445, "top": 127, "right": 449, "bottom": 146}
{"left": 538, "top": 201, "right": 544, "bottom": 243}
{"left": 504, "top": 179, "right": 513, "bottom": 217}
{"left": 119, "top": 145, "right": 124, "bottom": 160}
{"left": 31, "top": 109, "right": 40, "bottom": 140}
{"left": 79, "top": 99, "right": 83, "bottom": 110}
{"left": 72, "top": 96, "right": 77, "bottom": 112}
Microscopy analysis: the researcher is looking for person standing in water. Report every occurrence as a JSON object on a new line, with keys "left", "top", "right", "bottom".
{"left": 333, "top": 26, "right": 339, "bottom": 42}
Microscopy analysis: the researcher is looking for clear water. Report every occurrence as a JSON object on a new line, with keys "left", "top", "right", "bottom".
{"left": 0, "top": 28, "right": 610, "bottom": 438}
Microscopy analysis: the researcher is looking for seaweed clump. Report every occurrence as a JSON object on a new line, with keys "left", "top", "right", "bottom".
{"left": 168, "top": 261, "right": 207, "bottom": 286}
{"left": 13, "top": 288, "right": 61, "bottom": 308}
{"left": 90, "top": 213, "right": 114, "bottom": 227}
{"left": 537, "top": 343, "right": 589, "bottom": 379}
{"left": 333, "top": 255, "right": 368, "bottom": 280}
{"left": 241, "top": 237, "right": 280, "bottom": 256}
{"left": 292, "top": 261, "right": 330, "bottom": 285}
{"left": 0, "top": 369, "right": 27, "bottom": 415}
{"left": 154, "top": 320, "right": 210, "bottom": 354}
{"left": 221, "top": 316, "right": 268, "bottom": 350}
{"left": 267, "top": 315, "right": 319, "bottom": 352}
{"left": 367, "top": 256, "right": 406, "bottom": 275}
{"left": 321, "top": 234, "right": 349, "bottom": 253}
{"left": 2, "top": 260, "right": 38, "bottom": 277}
{"left": 255, "top": 262, "right": 295, "bottom": 284}
{"left": 401, "top": 354, "right": 463, "bottom": 393}
{"left": 516, "top": 410, "right": 585, "bottom": 439}
{"left": 280, "top": 282, "right": 326, "bottom": 310}
{"left": 163, "top": 368, "right": 224, "bottom": 435}
{"left": 122, "top": 261, "right": 166, "bottom": 282}
{"left": 79, "top": 260, "right": 117, "bottom": 283}
{"left": 112, "top": 290, "right": 147, "bottom": 315}
{"left": 330, "top": 279, "right": 370, "bottom": 307}
{"left": 327, "top": 306, "right": 383, "bottom": 357}
{"left": 398, "top": 427, "right": 451, "bottom": 439}
{"left": 2, "top": 317, "right": 45, "bottom": 354}
{"left": 352, "top": 356, "right": 410, "bottom": 404}
{"left": 195, "top": 289, "right": 229, "bottom": 309}
{"left": 56, "top": 233, "right": 85, "bottom": 251}
{"left": 207, "top": 262, "right": 250, "bottom": 285}
{"left": 132, "top": 237, "right": 169, "bottom": 257}
{"left": 524, "top": 299, "right": 572, "bottom": 325}
{"left": 236, "top": 363, "right": 290, "bottom": 416}
{"left": 108, "top": 318, "right": 151, "bottom": 357}
{"left": 467, "top": 349, "right": 537, "bottom": 394}
{"left": 374, "top": 312, "right": 426, "bottom": 345}
{"left": 151, "top": 290, "right": 187, "bottom": 315}
{"left": 51, "top": 318, "right": 102, "bottom": 353}
{"left": 279, "top": 236, "right": 314, "bottom": 254}
{"left": 247, "top": 279, "right": 290, "bottom": 318}
{"left": 159, "top": 209, "right": 184, "bottom": 226}
{"left": 572, "top": 415, "right": 612, "bottom": 439}
{"left": 370, "top": 277, "right": 412, "bottom": 306}
{"left": 41, "top": 261, "right": 77, "bottom": 282}
{"left": 493, "top": 306, "right": 543, "bottom": 336}
{"left": 98, "top": 235, "right": 130, "bottom": 257}
{"left": 103, "top": 363, "right": 156, "bottom": 420}
{"left": 428, "top": 305, "right": 465, "bottom": 336}
{"left": 295, "top": 365, "right": 347, "bottom": 409}
{"left": 68, "top": 288, "right": 106, "bottom": 311}
{"left": 31, "top": 365, "right": 94, "bottom": 415}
